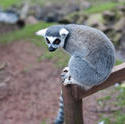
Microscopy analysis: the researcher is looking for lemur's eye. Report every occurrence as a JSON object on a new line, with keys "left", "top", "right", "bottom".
{"left": 46, "top": 38, "right": 50, "bottom": 44}
{"left": 53, "top": 39, "right": 61, "bottom": 45}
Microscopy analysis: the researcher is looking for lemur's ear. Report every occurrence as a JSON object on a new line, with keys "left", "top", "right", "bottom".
{"left": 35, "top": 28, "right": 47, "bottom": 37}
{"left": 59, "top": 28, "right": 69, "bottom": 37}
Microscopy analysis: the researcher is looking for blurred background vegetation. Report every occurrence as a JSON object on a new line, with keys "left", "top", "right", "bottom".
{"left": 0, "top": 0, "right": 125, "bottom": 124}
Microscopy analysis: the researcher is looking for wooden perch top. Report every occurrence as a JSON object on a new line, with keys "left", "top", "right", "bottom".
{"left": 62, "top": 63, "right": 125, "bottom": 100}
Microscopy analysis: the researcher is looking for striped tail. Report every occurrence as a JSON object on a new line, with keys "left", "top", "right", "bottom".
{"left": 54, "top": 91, "right": 64, "bottom": 124}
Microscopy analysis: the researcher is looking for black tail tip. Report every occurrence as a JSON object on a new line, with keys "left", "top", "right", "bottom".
{"left": 54, "top": 119, "right": 64, "bottom": 124}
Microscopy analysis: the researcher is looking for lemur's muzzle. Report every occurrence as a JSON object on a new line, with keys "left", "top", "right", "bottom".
{"left": 48, "top": 46, "right": 56, "bottom": 52}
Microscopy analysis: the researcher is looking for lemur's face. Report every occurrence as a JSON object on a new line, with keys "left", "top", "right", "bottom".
{"left": 36, "top": 26, "right": 69, "bottom": 52}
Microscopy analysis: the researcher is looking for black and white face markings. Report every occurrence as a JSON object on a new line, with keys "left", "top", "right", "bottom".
{"left": 45, "top": 36, "right": 61, "bottom": 52}
{"left": 36, "top": 26, "right": 69, "bottom": 52}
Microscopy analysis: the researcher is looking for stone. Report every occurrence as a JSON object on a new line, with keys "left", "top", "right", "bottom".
{"left": 103, "top": 26, "right": 114, "bottom": 34}
{"left": 119, "top": 33, "right": 125, "bottom": 49}
{"left": 59, "top": 12, "right": 81, "bottom": 24}
{"left": 85, "top": 13, "right": 103, "bottom": 27}
{"left": 44, "top": 12, "right": 61, "bottom": 22}
{"left": 117, "top": 5, "right": 125, "bottom": 13}
{"left": 78, "top": 1, "right": 91, "bottom": 10}
{"left": 76, "top": 13, "right": 88, "bottom": 24}
{"left": 103, "top": 11, "right": 115, "bottom": 22}
{"left": 58, "top": 18, "right": 71, "bottom": 24}
{"left": 26, "top": 16, "right": 38, "bottom": 24}
{"left": 114, "top": 17, "right": 125, "bottom": 32}
{"left": 112, "top": 33, "right": 122, "bottom": 44}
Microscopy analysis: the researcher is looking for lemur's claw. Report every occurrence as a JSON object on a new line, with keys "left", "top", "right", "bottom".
{"left": 60, "top": 67, "right": 69, "bottom": 80}
{"left": 61, "top": 67, "right": 72, "bottom": 86}
{"left": 63, "top": 80, "right": 71, "bottom": 86}
{"left": 63, "top": 75, "right": 72, "bottom": 86}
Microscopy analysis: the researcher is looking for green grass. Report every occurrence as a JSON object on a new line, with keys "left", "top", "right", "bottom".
{"left": 37, "top": 49, "right": 69, "bottom": 68}
{"left": 41, "top": 120, "right": 46, "bottom": 124}
{"left": 99, "top": 117, "right": 111, "bottom": 124}
{"left": 98, "top": 86, "right": 125, "bottom": 124}
{"left": 32, "top": 0, "right": 67, "bottom": 6}
{"left": 0, "top": 0, "right": 70, "bottom": 9}
{"left": 84, "top": 2, "right": 118, "bottom": 14}
{"left": 0, "top": 22, "right": 52, "bottom": 44}
{"left": 116, "top": 60, "right": 123, "bottom": 65}
{"left": 98, "top": 96, "right": 111, "bottom": 102}
{"left": 0, "top": 0, "right": 45, "bottom": 9}
{"left": 116, "top": 87, "right": 125, "bottom": 107}
{"left": 0, "top": 0, "right": 22, "bottom": 9}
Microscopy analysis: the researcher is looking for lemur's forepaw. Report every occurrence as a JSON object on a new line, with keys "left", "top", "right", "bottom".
{"left": 63, "top": 76, "right": 72, "bottom": 86}
{"left": 61, "top": 67, "right": 69, "bottom": 80}
{"left": 60, "top": 67, "right": 72, "bottom": 86}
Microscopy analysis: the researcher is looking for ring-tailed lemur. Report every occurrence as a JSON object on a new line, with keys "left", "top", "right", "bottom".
{"left": 36, "top": 24, "right": 115, "bottom": 124}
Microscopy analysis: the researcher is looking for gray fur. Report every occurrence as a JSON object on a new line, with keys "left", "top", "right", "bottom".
{"left": 36, "top": 24, "right": 115, "bottom": 124}
{"left": 46, "top": 25, "right": 64, "bottom": 37}
{"left": 39, "top": 24, "right": 115, "bottom": 88}
{"left": 64, "top": 24, "right": 115, "bottom": 87}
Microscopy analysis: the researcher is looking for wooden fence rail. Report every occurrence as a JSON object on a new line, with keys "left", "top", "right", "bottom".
{"left": 62, "top": 63, "right": 125, "bottom": 124}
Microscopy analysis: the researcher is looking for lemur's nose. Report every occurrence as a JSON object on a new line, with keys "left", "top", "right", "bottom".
{"left": 48, "top": 46, "right": 56, "bottom": 52}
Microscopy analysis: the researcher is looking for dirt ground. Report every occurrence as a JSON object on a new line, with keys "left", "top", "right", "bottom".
{"left": 0, "top": 41, "right": 111, "bottom": 124}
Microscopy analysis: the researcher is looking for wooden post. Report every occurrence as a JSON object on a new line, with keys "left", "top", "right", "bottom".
{"left": 61, "top": 63, "right": 125, "bottom": 124}
{"left": 62, "top": 85, "right": 84, "bottom": 124}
